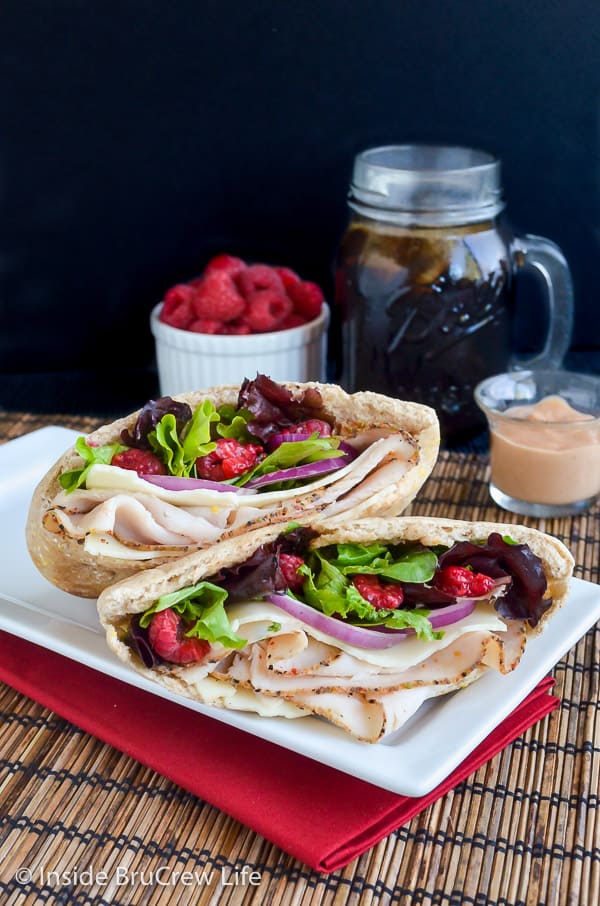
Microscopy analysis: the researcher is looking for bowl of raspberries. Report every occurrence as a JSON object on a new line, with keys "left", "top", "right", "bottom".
{"left": 151, "top": 254, "right": 330, "bottom": 394}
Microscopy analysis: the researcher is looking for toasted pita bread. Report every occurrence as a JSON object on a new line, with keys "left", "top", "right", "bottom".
{"left": 26, "top": 382, "right": 439, "bottom": 598}
{"left": 97, "top": 516, "right": 573, "bottom": 742}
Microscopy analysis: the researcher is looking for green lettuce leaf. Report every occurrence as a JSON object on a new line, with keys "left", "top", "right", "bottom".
{"left": 148, "top": 413, "right": 185, "bottom": 476}
{"left": 298, "top": 553, "right": 352, "bottom": 617}
{"left": 139, "top": 580, "right": 246, "bottom": 649}
{"left": 297, "top": 545, "right": 442, "bottom": 640}
{"left": 382, "top": 609, "right": 440, "bottom": 636}
{"left": 59, "top": 437, "right": 128, "bottom": 492}
{"left": 322, "top": 541, "right": 437, "bottom": 583}
{"left": 147, "top": 401, "right": 219, "bottom": 477}
{"left": 352, "top": 603, "right": 443, "bottom": 640}
{"left": 233, "top": 435, "right": 342, "bottom": 487}
{"left": 328, "top": 541, "right": 389, "bottom": 568}
{"left": 215, "top": 405, "right": 255, "bottom": 442}
{"left": 342, "top": 548, "right": 438, "bottom": 584}
{"left": 502, "top": 535, "right": 519, "bottom": 545}
{"left": 182, "top": 400, "right": 220, "bottom": 464}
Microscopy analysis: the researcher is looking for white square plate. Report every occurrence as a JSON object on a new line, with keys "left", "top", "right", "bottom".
{"left": 1, "top": 426, "right": 599, "bottom": 796}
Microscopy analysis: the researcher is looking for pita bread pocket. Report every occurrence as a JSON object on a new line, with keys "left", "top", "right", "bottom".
{"left": 97, "top": 515, "right": 573, "bottom": 743}
{"left": 26, "top": 375, "right": 439, "bottom": 598}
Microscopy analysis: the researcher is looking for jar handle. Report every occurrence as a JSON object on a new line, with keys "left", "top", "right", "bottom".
{"left": 511, "top": 233, "right": 574, "bottom": 368}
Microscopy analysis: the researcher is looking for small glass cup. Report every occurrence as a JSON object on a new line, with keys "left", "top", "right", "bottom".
{"left": 474, "top": 370, "right": 600, "bottom": 517}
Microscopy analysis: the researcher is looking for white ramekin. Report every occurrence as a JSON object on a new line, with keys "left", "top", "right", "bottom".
{"left": 150, "top": 302, "right": 330, "bottom": 395}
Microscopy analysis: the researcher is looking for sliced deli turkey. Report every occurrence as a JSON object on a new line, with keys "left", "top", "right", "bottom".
{"left": 97, "top": 516, "right": 573, "bottom": 743}
{"left": 26, "top": 375, "right": 439, "bottom": 598}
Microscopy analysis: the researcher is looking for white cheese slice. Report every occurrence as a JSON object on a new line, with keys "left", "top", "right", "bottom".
{"left": 180, "top": 674, "right": 306, "bottom": 717}
{"left": 86, "top": 465, "right": 242, "bottom": 506}
{"left": 224, "top": 600, "right": 507, "bottom": 670}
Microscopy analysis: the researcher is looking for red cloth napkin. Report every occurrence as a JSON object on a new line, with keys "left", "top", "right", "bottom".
{"left": 0, "top": 630, "right": 557, "bottom": 873}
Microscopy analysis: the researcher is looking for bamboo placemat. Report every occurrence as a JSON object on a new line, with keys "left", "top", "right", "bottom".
{"left": 0, "top": 410, "right": 598, "bottom": 906}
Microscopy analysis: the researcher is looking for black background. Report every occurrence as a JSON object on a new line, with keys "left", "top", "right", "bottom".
{"left": 1, "top": 0, "right": 599, "bottom": 416}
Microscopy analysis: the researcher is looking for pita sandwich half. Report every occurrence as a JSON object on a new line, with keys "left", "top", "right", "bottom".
{"left": 26, "top": 375, "right": 439, "bottom": 598}
{"left": 97, "top": 515, "right": 573, "bottom": 743}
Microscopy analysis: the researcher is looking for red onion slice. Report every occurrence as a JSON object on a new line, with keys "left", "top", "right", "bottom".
{"left": 266, "top": 593, "right": 477, "bottom": 649}
{"left": 266, "top": 432, "right": 314, "bottom": 450}
{"left": 245, "top": 455, "right": 350, "bottom": 489}
{"left": 416, "top": 599, "right": 476, "bottom": 629}
{"left": 140, "top": 474, "right": 244, "bottom": 493}
{"left": 337, "top": 441, "right": 359, "bottom": 462}
{"left": 375, "top": 600, "right": 481, "bottom": 633}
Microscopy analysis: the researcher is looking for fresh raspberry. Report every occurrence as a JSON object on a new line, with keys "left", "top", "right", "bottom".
{"left": 204, "top": 254, "right": 247, "bottom": 280}
{"left": 273, "top": 266, "right": 301, "bottom": 290}
{"left": 160, "top": 284, "right": 195, "bottom": 329}
{"left": 193, "top": 271, "right": 246, "bottom": 322}
{"left": 353, "top": 574, "right": 404, "bottom": 610}
{"left": 279, "top": 553, "right": 305, "bottom": 592}
{"left": 188, "top": 318, "right": 223, "bottom": 334}
{"left": 293, "top": 419, "right": 332, "bottom": 437}
{"left": 194, "top": 449, "right": 226, "bottom": 481}
{"left": 245, "top": 289, "right": 292, "bottom": 332}
{"left": 288, "top": 281, "right": 324, "bottom": 320}
{"left": 280, "top": 313, "right": 306, "bottom": 329}
{"left": 434, "top": 566, "right": 496, "bottom": 598}
{"left": 219, "top": 320, "right": 252, "bottom": 335}
{"left": 220, "top": 440, "right": 264, "bottom": 478}
{"left": 196, "top": 438, "right": 264, "bottom": 481}
{"left": 111, "top": 448, "right": 166, "bottom": 476}
{"left": 237, "top": 264, "right": 285, "bottom": 298}
{"left": 148, "top": 608, "right": 210, "bottom": 664}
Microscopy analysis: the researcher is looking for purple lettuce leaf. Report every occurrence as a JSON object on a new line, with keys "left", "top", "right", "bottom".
{"left": 401, "top": 583, "right": 457, "bottom": 608}
{"left": 121, "top": 397, "right": 193, "bottom": 450}
{"left": 438, "top": 532, "right": 551, "bottom": 627}
{"left": 217, "top": 526, "right": 316, "bottom": 599}
{"left": 237, "top": 374, "right": 327, "bottom": 442}
{"left": 129, "top": 615, "right": 163, "bottom": 667}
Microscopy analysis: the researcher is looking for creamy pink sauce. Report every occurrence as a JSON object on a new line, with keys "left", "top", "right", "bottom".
{"left": 489, "top": 395, "right": 600, "bottom": 504}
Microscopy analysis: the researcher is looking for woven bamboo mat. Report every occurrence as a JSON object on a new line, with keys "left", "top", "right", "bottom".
{"left": 0, "top": 411, "right": 598, "bottom": 906}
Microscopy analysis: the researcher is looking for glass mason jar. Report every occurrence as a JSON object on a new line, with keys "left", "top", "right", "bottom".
{"left": 335, "top": 145, "right": 574, "bottom": 442}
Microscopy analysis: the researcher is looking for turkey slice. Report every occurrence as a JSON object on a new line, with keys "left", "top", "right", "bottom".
{"left": 43, "top": 433, "right": 417, "bottom": 558}
{"left": 46, "top": 492, "right": 229, "bottom": 546}
{"left": 229, "top": 626, "right": 521, "bottom": 697}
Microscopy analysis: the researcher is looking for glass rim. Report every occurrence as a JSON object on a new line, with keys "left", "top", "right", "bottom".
{"left": 349, "top": 143, "right": 504, "bottom": 223}
{"left": 474, "top": 370, "right": 600, "bottom": 426}
{"left": 355, "top": 143, "right": 499, "bottom": 176}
